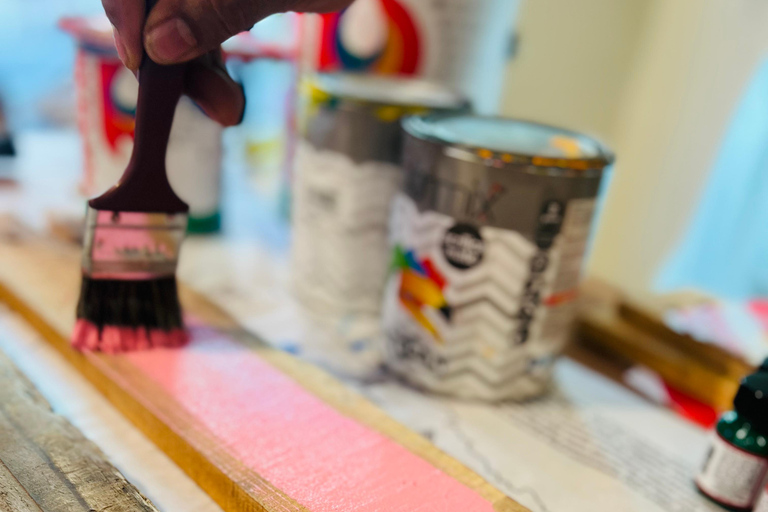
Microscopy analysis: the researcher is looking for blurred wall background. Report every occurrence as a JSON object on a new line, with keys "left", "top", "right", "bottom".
{"left": 501, "top": 0, "right": 652, "bottom": 143}
{"left": 502, "top": 0, "right": 768, "bottom": 296}
{"left": 0, "top": 0, "right": 102, "bottom": 127}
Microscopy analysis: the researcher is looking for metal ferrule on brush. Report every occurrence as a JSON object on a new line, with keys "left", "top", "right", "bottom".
{"left": 82, "top": 208, "right": 187, "bottom": 280}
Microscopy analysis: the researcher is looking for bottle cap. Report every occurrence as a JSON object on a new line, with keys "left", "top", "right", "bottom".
{"left": 734, "top": 372, "right": 768, "bottom": 431}
{"left": 186, "top": 211, "right": 221, "bottom": 234}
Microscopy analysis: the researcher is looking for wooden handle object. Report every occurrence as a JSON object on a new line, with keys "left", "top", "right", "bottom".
{"left": 89, "top": 0, "right": 188, "bottom": 214}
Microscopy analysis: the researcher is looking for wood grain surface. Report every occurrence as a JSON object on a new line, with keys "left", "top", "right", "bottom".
{"left": 0, "top": 348, "right": 157, "bottom": 512}
{"left": 0, "top": 232, "right": 527, "bottom": 512}
{"left": 617, "top": 297, "right": 753, "bottom": 379}
{"left": 576, "top": 296, "right": 740, "bottom": 411}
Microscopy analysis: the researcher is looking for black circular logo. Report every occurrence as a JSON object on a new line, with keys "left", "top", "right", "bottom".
{"left": 535, "top": 200, "right": 565, "bottom": 249}
{"left": 442, "top": 224, "right": 485, "bottom": 270}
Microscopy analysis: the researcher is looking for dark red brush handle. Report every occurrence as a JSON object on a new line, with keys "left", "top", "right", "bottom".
{"left": 89, "top": 0, "right": 188, "bottom": 213}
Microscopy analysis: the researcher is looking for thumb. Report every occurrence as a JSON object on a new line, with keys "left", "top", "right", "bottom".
{"left": 144, "top": 0, "right": 355, "bottom": 65}
{"left": 144, "top": 0, "right": 270, "bottom": 64}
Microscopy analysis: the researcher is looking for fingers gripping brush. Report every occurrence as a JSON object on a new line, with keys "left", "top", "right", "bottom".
{"left": 72, "top": 1, "right": 189, "bottom": 353}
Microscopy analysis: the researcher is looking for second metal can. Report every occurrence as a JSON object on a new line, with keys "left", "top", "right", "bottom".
{"left": 292, "top": 73, "right": 467, "bottom": 317}
{"left": 383, "top": 114, "right": 613, "bottom": 400}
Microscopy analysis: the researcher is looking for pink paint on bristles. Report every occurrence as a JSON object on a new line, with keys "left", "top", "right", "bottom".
{"left": 84, "top": 324, "right": 100, "bottom": 351}
{"left": 120, "top": 327, "right": 139, "bottom": 352}
{"left": 71, "top": 319, "right": 89, "bottom": 349}
{"left": 100, "top": 326, "right": 123, "bottom": 353}
{"left": 134, "top": 327, "right": 153, "bottom": 351}
{"left": 70, "top": 320, "right": 189, "bottom": 353}
{"left": 169, "top": 328, "right": 190, "bottom": 347}
{"left": 149, "top": 327, "right": 189, "bottom": 348}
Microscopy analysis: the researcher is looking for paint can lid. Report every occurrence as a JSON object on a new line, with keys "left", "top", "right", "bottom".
{"left": 734, "top": 372, "right": 768, "bottom": 431}
{"left": 403, "top": 114, "right": 614, "bottom": 172}
{"left": 308, "top": 73, "right": 469, "bottom": 112}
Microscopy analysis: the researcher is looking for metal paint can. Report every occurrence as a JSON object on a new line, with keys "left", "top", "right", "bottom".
{"left": 292, "top": 73, "right": 467, "bottom": 320}
{"left": 303, "top": 0, "right": 519, "bottom": 113}
{"left": 383, "top": 114, "right": 613, "bottom": 400}
{"left": 61, "top": 17, "right": 224, "bottom": 234}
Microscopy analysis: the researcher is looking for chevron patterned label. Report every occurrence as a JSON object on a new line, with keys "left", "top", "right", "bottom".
{"left": 383, "top": 193, "right": 596, "bottom": 400}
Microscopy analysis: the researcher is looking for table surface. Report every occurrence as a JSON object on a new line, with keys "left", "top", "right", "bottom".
{"left": 0, "top": 130, "right": 725, "bottom": 512}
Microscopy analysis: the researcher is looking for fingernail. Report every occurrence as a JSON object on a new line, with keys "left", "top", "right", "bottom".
{"left": 146, "top": 18, "right": 196, "bottom": 62}
{"left": 112, "top": 26, "right": 131, "bottom": 68}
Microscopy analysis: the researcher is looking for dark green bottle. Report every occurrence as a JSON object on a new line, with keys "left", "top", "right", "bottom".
{"left": 696, "top": 370, "right": 768, "bottom": 511}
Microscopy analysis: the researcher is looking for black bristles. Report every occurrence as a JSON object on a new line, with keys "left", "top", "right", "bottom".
{"left": 76, "top": 276, "right": 184, "bottom": 331}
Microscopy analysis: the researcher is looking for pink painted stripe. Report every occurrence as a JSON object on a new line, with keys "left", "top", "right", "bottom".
{"left": 123, "top": 327, "right": 495, "bottom": 512}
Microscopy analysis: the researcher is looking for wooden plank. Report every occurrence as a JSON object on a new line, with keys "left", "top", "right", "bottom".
{"left": 0, "top": 459, "right": 44, "bottom": 512}
{"left": 0, "top": 348, "right": 157, "bottom": 512}
{"left": 581, "top": 279, "right": 752, "bottom": 380}
{"left": 0, "top": 233, "right": 526, "bottom": 512}
{"left": 617, "top": 297, "right": 753, "bottom": 379}
{"left": 575, "top": 304, "right": 740, "bottom": 411}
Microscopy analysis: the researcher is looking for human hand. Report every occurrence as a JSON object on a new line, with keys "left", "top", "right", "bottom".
{"left": 104, "top": 0, "right": 354, "bottom": 125}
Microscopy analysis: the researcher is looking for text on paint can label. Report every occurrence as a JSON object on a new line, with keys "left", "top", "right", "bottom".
{"left": 696, "top": 433, "right": 768, "bottom": 509}
{"left": 382, "top": 193, "right": 595, "bottom": 401}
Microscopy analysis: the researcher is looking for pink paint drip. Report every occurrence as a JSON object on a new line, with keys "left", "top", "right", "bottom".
{"left": 123, "top": 327, "right": 496, "bottom": 512}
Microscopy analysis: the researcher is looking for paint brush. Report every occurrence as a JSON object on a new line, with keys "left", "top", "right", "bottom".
{"left": 72, "top": 0, "right": 189, "bottom": 353}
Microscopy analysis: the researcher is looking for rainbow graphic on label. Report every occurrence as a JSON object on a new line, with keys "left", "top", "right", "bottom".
{"left": 317, "top": 0, "right": 421, "bottom": 75}
{"left": 100, "top": 62, "right": 136, "bottom": 152}
{"left": 392, "top": 245, "right": 451, "bottom": 342}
